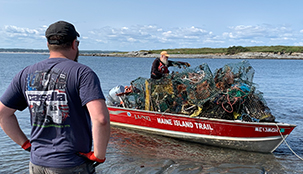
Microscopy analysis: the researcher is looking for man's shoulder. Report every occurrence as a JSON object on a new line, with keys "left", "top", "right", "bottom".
{"left": 23, "top": 58, "right": 92, "bottom": 74}
{"left": 50, "top": 58, "right": 91, "bottom": 69}
{"left": 153, "top": 57, "right": 160, "bottom": 62}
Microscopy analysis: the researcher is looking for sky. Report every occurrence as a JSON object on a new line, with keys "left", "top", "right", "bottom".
{"left": 1, "top": 0, "right": 303, "bottom": 51}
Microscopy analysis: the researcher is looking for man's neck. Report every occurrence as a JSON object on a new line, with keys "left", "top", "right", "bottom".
{"left": 49, "top": 50, "right": 72, "bottom": 60}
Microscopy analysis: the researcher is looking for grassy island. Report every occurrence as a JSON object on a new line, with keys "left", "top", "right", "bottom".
{"left": 143, "top": 46, "right": 303, "bottom": 55}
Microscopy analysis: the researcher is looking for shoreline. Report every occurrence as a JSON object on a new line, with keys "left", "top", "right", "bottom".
{"left": 81, "top": 51, "right": 303, "bottom": 59}
{"left": 2, "top": 51, "right": 303, "bottom": 59}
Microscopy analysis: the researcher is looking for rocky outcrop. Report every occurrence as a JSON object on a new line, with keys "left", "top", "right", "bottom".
{"left": 235, "top": 52, "right": 303, "bottom": 59}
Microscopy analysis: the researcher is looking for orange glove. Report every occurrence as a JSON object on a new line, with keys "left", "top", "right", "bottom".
{"left": 78, "top": 151, "right": 106, "bottom": 164}
{"left": 184, "top": 62, "right": 191, "bottom": 67}
{"left": 174, "top": 61, "right": 191, "bottom": 68}
{"left": 21, "top": 140, "right": 31, "bottom": 152}
{"left": 179, "top": 61, "right": 191, "bottom": 67}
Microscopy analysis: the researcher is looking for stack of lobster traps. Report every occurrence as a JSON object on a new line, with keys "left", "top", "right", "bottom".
{"left": 107, "top": 60, "right": 275, "bottom": 122}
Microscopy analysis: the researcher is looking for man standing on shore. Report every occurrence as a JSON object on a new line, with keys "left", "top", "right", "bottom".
{"left": 0, "top": 20, "right": 110, "bottom": 173}
{"left": 150, "top": 51, "right": 190, "bottom": 79}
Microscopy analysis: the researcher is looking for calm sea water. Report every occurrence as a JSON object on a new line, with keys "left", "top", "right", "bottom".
{"left": 0, "top": 53, "right": 302, "bottom": 173}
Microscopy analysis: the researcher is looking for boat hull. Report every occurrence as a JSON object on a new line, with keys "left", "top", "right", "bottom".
{"left": 108, "top": 106, "right": 296, "bottom": 153}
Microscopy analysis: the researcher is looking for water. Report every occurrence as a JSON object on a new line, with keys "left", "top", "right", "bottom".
{"left": 0, "top": 53, "right": 302, "bottom": 173}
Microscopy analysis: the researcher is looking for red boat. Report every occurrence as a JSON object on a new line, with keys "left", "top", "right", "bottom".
{"left": 108, "top": 106, "right": 296, "bottom": 153}
{"left": 108, "top": 61, "right": 296, "bottom": 153}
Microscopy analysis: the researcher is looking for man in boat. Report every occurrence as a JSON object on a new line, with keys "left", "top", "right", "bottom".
{"left": 0, "top": 21, "right": 110, "bottom": 173}
{"left": 150, "top": 51, "right": 190, "bottom": 79}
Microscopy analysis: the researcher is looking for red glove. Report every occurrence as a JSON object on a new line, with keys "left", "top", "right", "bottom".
{"left": 21, "top": 140, "right": 31, "bottom": 152}
{"left": 78, "top": 151, "right": 106, "bottom": 163}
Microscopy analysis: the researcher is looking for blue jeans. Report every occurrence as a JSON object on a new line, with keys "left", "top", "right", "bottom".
{"left": 29, "top": 161, "right": 96, "bottom": 174}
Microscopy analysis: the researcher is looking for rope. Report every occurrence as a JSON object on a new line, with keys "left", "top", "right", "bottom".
{"left": 216, "top": 86, "right": 248, "bottom": 114}
{"left": 275, "top": 124, "right": 303, "bottom": 160}
{"left": 216, "top": 93, "right": 239, "bottom": 113}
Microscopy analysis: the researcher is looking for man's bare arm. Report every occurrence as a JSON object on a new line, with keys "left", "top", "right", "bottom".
{"left": 0, "top": 102, "right": 28, "bottom": 147}
{"left": 86, "top": 99, "right": 110, "bottom": 159}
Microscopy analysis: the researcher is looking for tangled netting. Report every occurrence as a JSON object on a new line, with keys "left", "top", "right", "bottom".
{"left": 107, "top": 60, "right": 275, "bottom": 122}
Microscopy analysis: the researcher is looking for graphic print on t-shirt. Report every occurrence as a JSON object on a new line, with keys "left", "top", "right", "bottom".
{"left": 25, "top": 68, "right": 69, "bottom": 126}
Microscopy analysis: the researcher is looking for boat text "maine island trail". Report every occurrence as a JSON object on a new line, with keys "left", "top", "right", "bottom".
{"left": 157, "top": 118, "right": 213, "bottom": 130}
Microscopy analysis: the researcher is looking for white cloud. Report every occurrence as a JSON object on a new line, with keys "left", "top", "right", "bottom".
{"left": 83, "top": 25, "right": 219, "bottom": 50}
{"left": 250, "top": 40, "right": 264, "bottom": 44}
{"left": 0, "top": 25, "right": 46, "bottom": 48}
{"left": 226, "top": 25, "right": 269, "bottom": 39}
{"left": 1, "top": 23, "right": 303, "bottom": 50}
{"left": 4, "top": 25, "right": 45, "bottom": 38}
{"left": 294, "top": 42, "right": 303, "bottom": 46}
{"left": 219, "top": 24, "right": 300, "bottom": 47}
{"left": 227, "top": 24, "right": 295, "bottom": 40}
{"left": 127, "top": 38, "right": 136, "bottom": 42}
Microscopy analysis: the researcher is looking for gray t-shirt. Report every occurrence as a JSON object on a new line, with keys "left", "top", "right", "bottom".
{"left": 0, "top": 58, "right": 105, "bottom": 168}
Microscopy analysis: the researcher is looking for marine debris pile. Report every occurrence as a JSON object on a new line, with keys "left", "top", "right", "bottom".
{"left": 107, "top": 61, "right": 275, "bottom": 122}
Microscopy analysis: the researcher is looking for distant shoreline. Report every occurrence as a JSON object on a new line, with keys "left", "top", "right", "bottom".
{"left": 81, "top": 51, "right": 303, "bottom": 60}
{"left": 2, "top": 51, "right": 303, "bottom": 60}
{"left": 0, "top": 51, "right": 49, "bottom": 55}
{"left": 2, "top": 45, "right": 303, "bottom": 59}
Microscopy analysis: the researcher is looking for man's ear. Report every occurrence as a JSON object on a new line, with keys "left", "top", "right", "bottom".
{"left": 71, "top": 40, "right": 77, "bottom": 50}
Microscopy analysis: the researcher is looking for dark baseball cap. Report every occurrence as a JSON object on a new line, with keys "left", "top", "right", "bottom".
{"left": 45, "top": 21, "right": 80, "bottom": 44}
